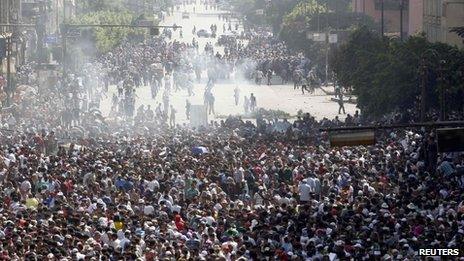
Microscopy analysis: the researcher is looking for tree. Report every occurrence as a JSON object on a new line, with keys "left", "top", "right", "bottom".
{"left": 70, "top": 11, "right": 145, "bottom": 54}
{"left": 265, "top": 0, "right": 301, "bottom": 33}
{"left": 280, "top": 2, "right": 375, "bottom": 77}
{"left": 78, "top": 0, "right": 126, "bottom": 13}
{"left": 330, "top": 27, "right": 464, "bottom": 119}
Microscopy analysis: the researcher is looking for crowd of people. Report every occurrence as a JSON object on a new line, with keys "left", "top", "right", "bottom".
{"left": 0, "top": 1, "right": 463, "bottom": 260}
{"left": 0, "top": 106, "right": 464, "bottom": 260}
{"left": 216, "top": 30, "right": 319, "bottom": 89}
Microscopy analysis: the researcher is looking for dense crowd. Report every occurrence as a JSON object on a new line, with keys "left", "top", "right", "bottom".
{"left": 217, "top": 30, "right": 317, "bottom": 87}
{"left": 1, "top": 2, "right": 463, "bottom": 260}
{"left": 0, "top": 110, "right": 464, "bottom": 260}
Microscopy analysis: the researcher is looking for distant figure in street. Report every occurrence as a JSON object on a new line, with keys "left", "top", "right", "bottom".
{"left": 163, "top": 91, "right": 170, "bottom": 114}
{"left": 301, "top": 77, "right": 310, "bottom": 95}
{"left": 254, "top": 70, "right": 264, "bottom": 85}
{"left": 244, "top": 96, "right": 250, "bottom": 114}
{"left": 250, "top": 93, "right": 257, "bottom": 112}
{"left": 234, "top": 87, "right": 240, "bottom": 106}
{"left": 208, "top": 92, "right": 215, "bottom": 115}
{"left": 170, "top": 105, "right": 177, "bottom": 128}
{"left": 266, "top": 69, "right": 272, "bottom": 86}
{"left": 151, "top": 80, "right": 159, "bottom": 99}
{"left": 186, "top": 99, "right": 191, "bottom": 120}
{"left": 117, "top": 80, "right": 124, "bottom": 96}
{"left": 335, "top": 85, "right": 341, "bottom": 99}
{"left": 338, "top": 91, "right": 345, "bottom": 114}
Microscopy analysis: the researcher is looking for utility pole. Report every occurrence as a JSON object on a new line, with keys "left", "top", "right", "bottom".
{"left": 420, "top": 58, "right": 428, "bottom": 122}
{"left": 325, "top": 31, "right": 330, "bottom": 86}
{"left": 6, "top": 0, "right": 11, "bottom": 106}
{"left": 325, "top": 2, "right": 329, "bottom": 86}
{"left": 6, "top": 35, "right": 11, "bottom": 106}
{"left": 438, "top": 60, "right": 447, "bottom": 121}
{"left": 36, "top": 2, "right": 46, "bottom": 64}
{"left": 62, "top": 0, "right": 67, "bottom": 78}
{"left": 381, "top": 0, "right": 384, "bottom": 36}
{"left": 399, "top": 0, "right": 403, "bottom": 40}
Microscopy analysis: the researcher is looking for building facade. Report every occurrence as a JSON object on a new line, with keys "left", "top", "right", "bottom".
{"left": 352, "top": 0, "right": 464, "bottom": 47}
{"left": 352, "top": 0, "right": 411, "bottom": 37}
{"left": 423, "top": 0, "right": 464, "bottom": 47}
{"left": 0, "top": 0, "right": 22, "bottom": 33}
{"left": 0, "top": 0, "right": 23, "bottom": 73}
{"left": 408, "top": 0, "right": 424, "bottom": 35}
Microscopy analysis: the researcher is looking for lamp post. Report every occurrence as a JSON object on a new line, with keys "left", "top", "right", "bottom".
{"left": 438, "top": 60, "right": 447, "bottom": 121}
{"left": 418, "top": 49, "right": 438, "bottom": 122}
{"left": 381, "top": 0, "right": 384, "bottom": 37}
{"left": 6, "top": 34, "right": 12, "bottom": 106}
{"left": 419, "top": 57, "right": 428, "bottom": 122}
{"left": 399, "top": 0, "right": 405, "bottom": 41}
{"left": 62, "top": 0, "right": 67, "bottom": 78}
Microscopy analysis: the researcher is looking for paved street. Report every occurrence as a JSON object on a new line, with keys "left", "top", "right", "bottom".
{"left": 99, "top": 2, "right": 356, "bottom": 123}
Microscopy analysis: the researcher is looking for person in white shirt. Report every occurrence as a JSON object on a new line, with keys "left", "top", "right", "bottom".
{"left": 143, "top": 205, "right": 155, "bottom": 216}
{"left": 145, "top": 179, "right": 159, "bottom": 192}
{"left": 298, "top": 179, "right": 311, "bottom": 203}
{"left": 307, "top": 174, "right": 322, "bottom": 199}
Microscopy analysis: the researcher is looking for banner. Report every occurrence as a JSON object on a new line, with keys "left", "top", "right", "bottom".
{"left": 329, "top": 131, "right": 375, "bottom": 147}
{"left": 190, "top": 105, "right": 208, "bottom": 128}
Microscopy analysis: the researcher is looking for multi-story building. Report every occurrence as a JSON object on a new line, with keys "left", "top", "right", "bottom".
{"left": 352, "top": 0, "right": 412, "bottom": 37}
{"left": 21, "top": 0, "right": 75, "bottom": 36}
{"left": 352, "top": 0, "right": 464, "bottom": 48}
{"left": 0, "top": 0, "right": 22, "bottom": 33}
{"left": 0, "top": 0, "right": 23, "bottom": 71}
{"left": 423, "top": 0, "right": 464, "bottom": 47}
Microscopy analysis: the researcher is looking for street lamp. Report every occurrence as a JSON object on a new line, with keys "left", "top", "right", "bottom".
{"left": 399, "top": 0, "right": 405, "bottom": 41}
{"left": 381, "top": 0, "right": 384, "bottom": 37}
{"left": 438, "top": 59, "right": 447, "bottom": 121}
{"left": 418, "top": 49, "right": 438, "bottom": 122}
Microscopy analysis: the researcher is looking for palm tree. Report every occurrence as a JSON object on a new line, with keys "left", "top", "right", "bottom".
{"left": 450, "top": 26, "right": 464, "bottom": 44}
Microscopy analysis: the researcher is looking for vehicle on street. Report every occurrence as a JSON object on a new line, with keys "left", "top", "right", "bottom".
{"left": 197, "top": 29, "right": 211, "bottom": 38}
{"left": 182, "top": 12, "right": 189, "bottom": 19}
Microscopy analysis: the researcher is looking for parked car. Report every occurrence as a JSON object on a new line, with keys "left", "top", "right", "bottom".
{"left": 197, "top": 29, "right": 211, "bottom": 38}
{"left": 182, "top": 12, "right": 189, "bottom": 19}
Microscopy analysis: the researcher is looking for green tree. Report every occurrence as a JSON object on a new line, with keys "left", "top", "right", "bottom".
{"left": 280, "top": 2, "right": 375, "bottom": 76}
{"left": 70, "top": 11, "right": 145, "bottom": 53}
{"left": 77, "top": 0, "right": 126, "bottom": 13}
{"left": 331, "top": 27, "right": 464, "bottom": 118}
{"left": 265, "top": 0, "right": 301, "bottom": 33}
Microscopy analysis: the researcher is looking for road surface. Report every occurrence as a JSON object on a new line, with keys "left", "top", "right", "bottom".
{"left": 100, "top": 1, "right": 356, "bottom": 123}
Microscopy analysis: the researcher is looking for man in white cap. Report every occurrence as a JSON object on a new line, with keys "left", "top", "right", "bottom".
{"left": 298, "top": 179, "right": 311, "bottom": 203}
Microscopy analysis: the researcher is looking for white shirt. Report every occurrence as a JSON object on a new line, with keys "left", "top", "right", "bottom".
{"left": 144, "top": 205, "right": 155, "bottom": 215}
{"left": 298, "top": 182, "right": 311, "bottom": 202}
{"left": 146, "top": 180, "right": 159, "bottom": 192}
{"left": 306, "top": 177, "right": 316, "bottom": 192}
{"left": 202, "top": 216, "right": 215, "bottom": 226}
